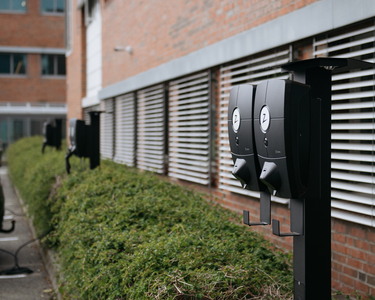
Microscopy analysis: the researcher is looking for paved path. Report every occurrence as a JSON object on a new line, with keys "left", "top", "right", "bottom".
{"left": 0, "top": 166, "right": 54, "bottom": 300}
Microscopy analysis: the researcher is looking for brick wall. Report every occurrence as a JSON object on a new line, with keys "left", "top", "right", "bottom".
{"left": 0, "top": 1, "right": 65, "bottom": 48}
{"left": 66, "top": 2, "right": 85, "bottom": 124}
{"left": 332, "top": 219, "right": 375, "bottom": 297}
{"left": 0, "top": 0, "right": 66, "bottom": 104}
{"left": 101, "top": 0, "right": 322, "bottom": 88}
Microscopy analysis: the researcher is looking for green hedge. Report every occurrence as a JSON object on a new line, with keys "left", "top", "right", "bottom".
{"left": 8, "top": 137, "right": 293, "bottom": 299}
{"left": 7, "top": 136, "right": 77, "bottom": 234}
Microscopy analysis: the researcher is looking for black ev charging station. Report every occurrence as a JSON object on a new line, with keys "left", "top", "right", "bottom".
{"left": 228, "top": 58, "right": 373, "bottom": 299}
{"left": 65, "top": 111, "right": 101, "bottom": 174}
{"left": 42, "top": 119, "right": 62, "bottom": 153}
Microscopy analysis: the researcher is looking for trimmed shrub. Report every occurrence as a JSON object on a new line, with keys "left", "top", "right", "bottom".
{"left": 8, "top": 137, "right": 293, "bottom": 299}
{"left": 7, "top": 136, "right": 75, "bottom": 234}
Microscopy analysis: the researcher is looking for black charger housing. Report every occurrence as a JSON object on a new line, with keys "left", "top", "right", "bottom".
{"left": 42, "top": 119, "right": 62, "bottom": 153}
{"left": 227, "top": 84, "right": 264, "bottom": 192}
{"left": 253, "top": 79, "right": 311, "bottom": 199}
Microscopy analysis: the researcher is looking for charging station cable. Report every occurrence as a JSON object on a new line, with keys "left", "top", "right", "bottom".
{"left": 0, "top": 229, "right": 52, "bottom": 275}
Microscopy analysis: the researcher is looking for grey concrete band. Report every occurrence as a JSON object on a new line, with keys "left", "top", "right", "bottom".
{"left": 0, "top": 46, "right": 65, "bottom": 55}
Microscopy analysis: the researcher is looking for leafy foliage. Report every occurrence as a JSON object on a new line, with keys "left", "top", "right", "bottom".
{"left": 8, "top": 137, "right": 294, "bottom": 299}
{"left": 7, "top": 136, "right": 78, "bottom": 234}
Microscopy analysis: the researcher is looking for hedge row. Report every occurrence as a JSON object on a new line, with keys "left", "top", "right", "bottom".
{"left": 7, "top": 137, "right": 293, "bottom": 299}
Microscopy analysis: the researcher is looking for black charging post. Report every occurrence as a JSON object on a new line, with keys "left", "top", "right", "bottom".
{"left": 42, "top": 118, "right": 63, "bottom": 153}
{"left": 54, "top": 119, "right": 62, "bottom": 150}
{"left": 88, "top": 111, "right": 100, "bottom": 170}
{"left": 279, "top": 58, "right": 373, "bottom": 299}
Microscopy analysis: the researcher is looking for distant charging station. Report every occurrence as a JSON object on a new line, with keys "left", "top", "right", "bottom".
{"left": 228, "top": 58, "right": 373, "bottom": 299}
{"left": 65, "top": 111, "right": 101, "bottom": 174}
{"left": 42, "top": 119, "right": 62, "bottom": 153}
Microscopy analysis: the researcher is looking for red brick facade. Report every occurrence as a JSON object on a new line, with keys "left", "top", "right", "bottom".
{"left": 331, "top": 219, "right": 375, "bottom": 296}
{"left": 0, "top": 0, "right": 66, "bottom": 104}
{"left": 0, "top": 2, "right": 65, "bottom": 48}
{"left": 101, "top": 0, "right": 322, "bottom": 87}
{"left": 66, "top": 3, "right": 85, "bottom": 121}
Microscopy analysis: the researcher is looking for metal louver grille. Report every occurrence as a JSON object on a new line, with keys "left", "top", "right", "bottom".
{"left": 114, "top": 93, "right": 135, "bottom": 166}
{"left": 168, "top": 71, "right": 211, "bottom": 185}
{"left": 219, "top": 47, "right": 291, "bottom": 204}
{"left": 100, "top": 98, "right": 114, "bottom": 160}
{"left": 314, "top": 23, "right": 375, "bottom": 227}
{"left": 83, "top": 104, "right": 100, "bottom": 125}
{"left": 137, "top": 84, "right": 165, "bottom": 174}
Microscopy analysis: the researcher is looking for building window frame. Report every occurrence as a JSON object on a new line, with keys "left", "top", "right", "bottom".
{"left": 41, "top": 54, "right": 66, "bottom": 78}
{"left": 0, "top": 0, "right": 27, "bottom": 13}
{"left": 40, "top": 0, "right": 64, "bottom": 15}
{"left": 0, "top": 53, "right": 27, "bottom": 77}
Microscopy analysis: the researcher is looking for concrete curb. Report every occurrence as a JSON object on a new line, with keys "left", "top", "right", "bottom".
{"left": 13, "top": 186, "right": 62, "bottom": 300}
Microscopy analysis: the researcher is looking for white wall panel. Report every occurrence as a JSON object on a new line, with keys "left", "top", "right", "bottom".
{"left": 86, "top": 1, "right": 102, "bottom": 99}
{"left": 100, "top": 99, "right": 114, "bottom": 160}
{"left": 314, "top": 22, "right": 375, "bottom": 227}
{"left": 137, "top": 85, "right": 165, "bottom": 174}
{"left": 114, "top": 93, "right": 136, "bottom": 167}
{"left": 168, "top": 71, "right": 211, "bottom": 185}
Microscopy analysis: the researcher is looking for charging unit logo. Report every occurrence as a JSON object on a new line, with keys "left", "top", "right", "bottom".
{"left": 260, "top": 106, "right": 270, "bottom": 132}
{"left": 232, "top": 107, "right": 241, "bottom": 132}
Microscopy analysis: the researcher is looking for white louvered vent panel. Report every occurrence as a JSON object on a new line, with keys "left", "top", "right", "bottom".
{"left": 114, "top": 93, "right": 135, "bottom": 166}
{"left": 314, "top": 22, "right": 375, "bottom": 227}
{"left": 83, "top": 104, "right": 100, "bottom": 125}
{"left": 219, "top": 47, "right": 291, "bottom": 204}
{"left": 168, "top": 71, "right": 210, "bottom": 185}
{"left": 137, "top": 84, "right": 165, "bottom": 174}
{"left": 100, "top": 99, "right": 114, "bottom": 160}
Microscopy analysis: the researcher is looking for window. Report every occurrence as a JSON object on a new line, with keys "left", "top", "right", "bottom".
{"left": 0, "top": 53, "right": 27, "bottom": 75}
{"left": 41, "top": 54, "right": 66, "bottom": 76}
{"left": 41, "top": 0, "right": 64, "bottom": 13}
{"left": 0, "top": 0, "right": 26, "bottom": 12}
